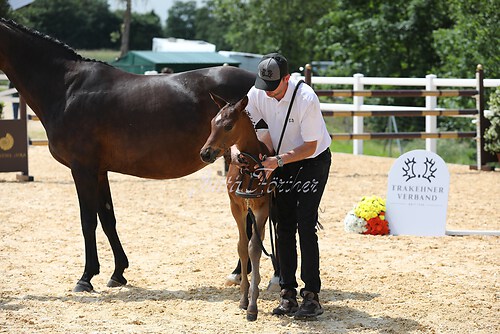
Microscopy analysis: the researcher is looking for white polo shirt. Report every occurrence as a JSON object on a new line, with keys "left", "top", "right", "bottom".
{"left": 246, "top": 77, "right": 331, "bottom": 158}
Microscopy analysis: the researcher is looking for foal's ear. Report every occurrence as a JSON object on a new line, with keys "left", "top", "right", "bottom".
{"left": 209, "top": 92, "right": 228, "bottom": 109}
{"left": 235, "top": 96, "right": 249, "bottom": 111}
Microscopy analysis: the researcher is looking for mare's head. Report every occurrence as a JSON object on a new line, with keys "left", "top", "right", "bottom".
{"left": 200, "top": 93, "right": 250, "bottom": 163}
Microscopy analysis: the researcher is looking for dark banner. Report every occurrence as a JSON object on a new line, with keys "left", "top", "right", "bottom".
{"left": 0, "top": 120, "right": 28, "bottom": 173}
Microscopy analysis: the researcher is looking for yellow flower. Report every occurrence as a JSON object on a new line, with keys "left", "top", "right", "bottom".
{"left": 353, "top": 195, "right": 386, "bottom": 220}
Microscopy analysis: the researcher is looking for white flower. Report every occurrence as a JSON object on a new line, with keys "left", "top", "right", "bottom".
{"left": 343, "top": 210, "right": 367, "bottom": 234}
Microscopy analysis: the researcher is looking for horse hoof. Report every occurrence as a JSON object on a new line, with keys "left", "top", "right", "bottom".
{"left": 107, "top": 274, "right": 127, "bottom": 288}
{"left": 107, "top": 278, "right": 124, "bottom": 288}
{"left": 225, "top": 273, "right": 241, "bottom": 286}
{"left": 73, "top": 280, "right": 93, "bottom": 292}
{"left": 246, "top": 312, "right": 258, "bottom": 321}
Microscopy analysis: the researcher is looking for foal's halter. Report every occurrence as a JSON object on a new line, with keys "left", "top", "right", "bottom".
{"left": 235, "top": 152, "right": 267, "bottom": 199}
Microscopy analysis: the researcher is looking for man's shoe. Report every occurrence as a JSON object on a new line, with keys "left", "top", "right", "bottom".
{"left": 272, "top": 289, "right": 299, "bottom": 316}
{"left": 294, "top": 290, "right": 324, "bottom": 319}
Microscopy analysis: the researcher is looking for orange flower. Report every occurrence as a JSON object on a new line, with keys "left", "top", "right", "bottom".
{"left": 363, "top": 216, "right": 390, "bottom": 235}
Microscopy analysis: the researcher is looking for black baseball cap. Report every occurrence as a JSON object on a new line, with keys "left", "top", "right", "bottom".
{"left": 255, "top": 53, "right": 289, "bottom": 91}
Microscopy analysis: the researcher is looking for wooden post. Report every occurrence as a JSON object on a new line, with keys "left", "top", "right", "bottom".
{"left": 472, "top": 64, "right": 496, "bottom": 170}
{"left": 19, "top": 94, "right": 26, "bottom": 121}
{"left": 425, "top": 74, "right": 437, "bottom": 153}
{"left": 16, "top": 96, "right": 33, "bottom": 181}
{"left": 304, "top": 64, "right": 312, "bottom": 86}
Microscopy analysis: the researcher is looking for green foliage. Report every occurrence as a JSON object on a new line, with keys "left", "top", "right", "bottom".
{"left": 310, "top": 0, "right": 453, "bottom": 77}
{"left": 165, "top": 1, "right": 197, "bottom": 39}
{"left": 432, "top": 0, "right": 500, "bottom": 79}
{"left": 330, "top": 137, "right": 475, "bottom": 165}
{"left": 437, "top": 139, "right": 476, "bottom": 165}
{"left": 325, "top": 106, "right": 477, "bottom": 164}
{"left": 128, "top": 11, "right": 163, "bottom": 50}
{"left": 193, "top": 0, "right": 231, "bottom": 50}
{"left": 484, "top": 88, "right": 500, "bottom": 154}
{"left": 0, "top": 0, "right": 11, "bottom": 17}
{"left": 19, "top": 0, "right": 121, "bottom": 49}
{"left": 438, "top": 116, "right": 475, "bottom": 132}
{"left": 211, "top": 0, "right": 331, "bottom": 72}
{"left": 12, "top": 0, "right": 164, "bottom": 51}
{"left": 77, "top": 49, "right": 120, "bottom": 63}
{"left": 164, "top": 0, "right": 232, "bottom": 49}
{"left": 10, "top": 0, "right": 498, "bottom": 81}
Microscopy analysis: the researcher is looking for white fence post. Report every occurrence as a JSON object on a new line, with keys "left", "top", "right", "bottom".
{"left": 425, "top": 74, "right": 437, "bottom": 152}
{"left": 353, "top": 73, "right": 364, "bottom": 155}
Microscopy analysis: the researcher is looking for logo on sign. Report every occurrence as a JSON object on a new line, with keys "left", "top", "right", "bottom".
{"left": 0, "top": 132, "right": 14, "bottom": 151}
{"left": 402, "top": 157, "right": 437, "bottom": 183}
{"left": 393, "top": 156, "right": 444, "bottom": 202}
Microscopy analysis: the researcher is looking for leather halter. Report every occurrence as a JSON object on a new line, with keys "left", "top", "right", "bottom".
{"left": 235, "top": 152, "right": 268, "bottom": 199}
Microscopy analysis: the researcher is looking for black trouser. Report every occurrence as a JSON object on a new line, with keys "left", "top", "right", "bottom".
{"left": 273, "top": 148, "right": 331, "bottom": 294}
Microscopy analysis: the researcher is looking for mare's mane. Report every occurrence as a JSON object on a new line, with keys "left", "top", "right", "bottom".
{"left": 0, "top": 18, "right": 108, "bottom": 65}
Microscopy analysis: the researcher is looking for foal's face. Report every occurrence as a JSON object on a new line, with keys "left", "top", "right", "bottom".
{"left": 200, "top": 95, "right": 249, "bottom": 163}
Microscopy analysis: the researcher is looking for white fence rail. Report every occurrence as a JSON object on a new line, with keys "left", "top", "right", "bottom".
{"left": 293, "top": 67, "right": 500, "bottom": 157}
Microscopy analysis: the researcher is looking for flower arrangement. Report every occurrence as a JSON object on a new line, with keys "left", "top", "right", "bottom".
{"left": 344, "top": 195, "right": 390, "bottom": 235}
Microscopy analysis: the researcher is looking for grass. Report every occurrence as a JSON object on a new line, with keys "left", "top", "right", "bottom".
{"left": 325, "top": 115, "right": 479, "bottom": 165}
{"left": 329, "top": 139, "right": 478, "bottom": 165}
{"left": 77, "top": 49, "right": 120, "bottom": 63}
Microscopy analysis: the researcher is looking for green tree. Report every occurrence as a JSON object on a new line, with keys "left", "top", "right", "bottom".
{"left": 0, "top": 0, "right": 11, "bottom": 17}
{"left": 165, "top": 0, "right": 197, "bottom": 39}
{"left": 194, "top": 0, "right": 231, "bottom": 50}
{"left": 306, "top": 0, "right": 456, "bottom": 134}
{"left": 310, "top": 0, "right": 453, "bottom": 77}
{"left": 19, "top": 0, "right": 120, "bottom": 49}
{"left": 432, "top": 0, "right": 500, "bottom": 79}
{"left": 128, "top": 10, "right": 163, "bottom": 50}
{"left": 211, "top": 0, "right": 331, "bottom": 72}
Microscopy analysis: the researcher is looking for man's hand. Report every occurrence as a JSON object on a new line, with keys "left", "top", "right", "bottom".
{"left": 256, "top": 154, "right": 276, "bottom": 181}
{"left": 230, "top": 146, "right": 249, "bottom": 168}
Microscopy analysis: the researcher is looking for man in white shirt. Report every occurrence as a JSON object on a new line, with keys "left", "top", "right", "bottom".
{"left": 234, "top": 53, "right": 332, "bottom": 319}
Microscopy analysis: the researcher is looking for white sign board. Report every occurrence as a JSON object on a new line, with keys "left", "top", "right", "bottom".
{"left": 386, "top": 150, "right": 449, "bottom": 236}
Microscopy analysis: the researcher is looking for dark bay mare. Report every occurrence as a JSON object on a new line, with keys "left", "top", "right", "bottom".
{"left": 200, "top": 95, "right": 275, "bottom": 321}
{"left": 0, "top": 18, "right": 255, "bottom": 292}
